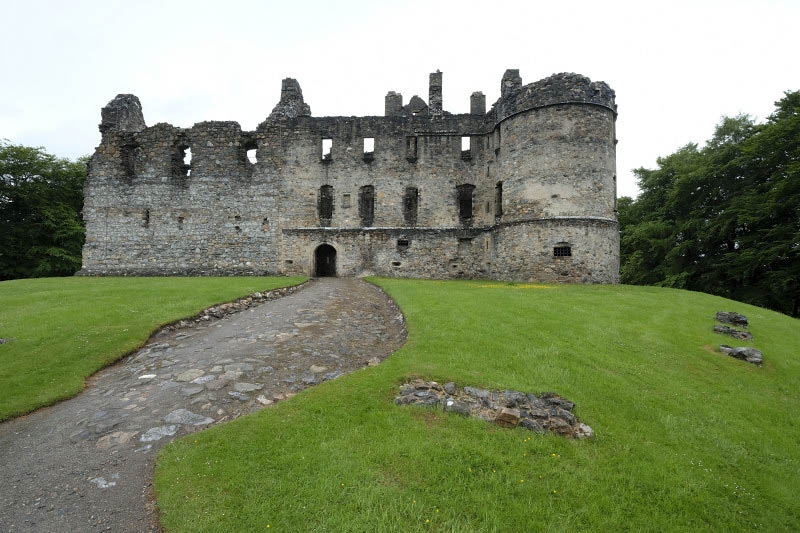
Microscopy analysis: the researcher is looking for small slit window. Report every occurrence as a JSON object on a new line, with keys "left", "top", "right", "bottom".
{"left": 183, "top": 147, "right": 192, "bottom": 176}
{"left": 406, "top": 137, "right": 417, "bottom": 161}
{"left": 143, "top": 209, "right": 150, "bottom": 228}
{"left": 342, "top": 194, "right": 351, "bottom": 208}
{"left": 554, "top": 246, "right": 572, "bottom": 257}
{"left": 495, "top": 181, "right": 503, "bottom": 218}
{"left": 177, "top": 216, "right": 184, "bottom": 229}
{"left": 321, "top": 138, "right": 333, "bottom": 161}
{"left": 397, "top": 239, "right": 410, "bottom": 251}
{"left": 403, "top": 187, "right": 419, "bottom": 225}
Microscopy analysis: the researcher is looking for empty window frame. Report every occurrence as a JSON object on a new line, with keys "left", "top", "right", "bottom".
{"left": 396, "top": 239, "right": 410, "bottom": 251}
{"left": 359, "top": 185, "right": 375, "bottom": 226}
{"left": 495, "top": 181, "right": 503, "bottom": 218}
{"left": 554, "top": 245, "right": 572, "bottom": 257}
{"left": 318, "top": 185, "right": 334, "bottom": 225}
{"left": 363, "top": 137, "right": 375, "bottom": 161}
{"left": 457, "top": 184, "right": 475, "bottom": 225}
{"left": 321, "top": 138, "right": 333, "bottom": 161}
{"left": 403, "top": 187, "right": 419, "bottom": 225}
{"left": 342, "top": 193, "right": 351, "bottom": 209}
{"left": 461, "top": 136, "right": 471, "bottom": 160}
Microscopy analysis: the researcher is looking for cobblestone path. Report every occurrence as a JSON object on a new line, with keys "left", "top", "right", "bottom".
{"left": 0, "top": 278, "right": 406, "bottom": 532}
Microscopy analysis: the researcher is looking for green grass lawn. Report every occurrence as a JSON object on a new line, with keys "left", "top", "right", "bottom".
{"left": 154, "top": 279, "right": 800, "bottom": 531}
{"left": 0, "top": 276, "right": 305, "bottom": 421}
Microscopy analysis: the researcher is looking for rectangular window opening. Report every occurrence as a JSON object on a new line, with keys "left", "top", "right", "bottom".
{"left": 342, "top": 193, "right": 351, "bottom": 208}
{"left": 397, "top": 239, "right": 410, "bottom": 251}
{"left": 461, "top": 136, "right": 471, "bottom": 160}
{"left": 403, "top": 187, "right": 419, "bottom": 226}
{"left": 457, "top": 184, "right": 475, "bottom": 225}
{"left": 495, "top": 181, "right": 503, "bottom": 218}
{"left": 363, "top": 137, "right": 374, "bottom": 153}
{"left": 321, "top": 138, "right": 333, "bottom": 161}
{"left": 359, "top": 185, "right": 375, "bottom": 227}
{"left": 247, "top": 149, "right": 257, "bottom": 164}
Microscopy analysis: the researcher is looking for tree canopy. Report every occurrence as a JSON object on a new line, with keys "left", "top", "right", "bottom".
{"left": 0, "top": 142, "right": 87, "bottom": 280}
{"left": 619, "top": 91, "right": 800, "bottom": 317}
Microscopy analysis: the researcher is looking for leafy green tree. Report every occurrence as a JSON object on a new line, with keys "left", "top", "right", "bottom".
{"left": 0, "top": 142, "right": 87, "bottom": 280}
{"left": 620, "top": 91, "right": 800, "bottom": 317}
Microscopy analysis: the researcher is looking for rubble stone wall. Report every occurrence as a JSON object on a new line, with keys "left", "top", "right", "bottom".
{"left": 80, "top": 71, "right": 619, "bottom": 283}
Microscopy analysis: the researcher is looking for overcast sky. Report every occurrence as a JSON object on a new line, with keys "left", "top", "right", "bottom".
{"left": 1, "top": 0, "right": 797, "bottom": 197}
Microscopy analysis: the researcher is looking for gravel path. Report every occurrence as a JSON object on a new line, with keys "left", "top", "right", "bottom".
{"left": 0, "top": 278, "right": 406, "bottom": 532}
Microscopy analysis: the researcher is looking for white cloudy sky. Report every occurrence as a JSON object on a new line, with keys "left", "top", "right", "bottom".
{"left": 1, "top": 0, "right": 797, "bottom": 197}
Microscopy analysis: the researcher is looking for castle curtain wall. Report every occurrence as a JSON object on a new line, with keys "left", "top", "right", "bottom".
{"left": 80, "top": 71, "right": 620, "bottom": 283}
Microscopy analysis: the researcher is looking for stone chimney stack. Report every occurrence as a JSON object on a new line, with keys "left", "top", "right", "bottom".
{"left": 270, "top": 78, "right": 312, "bottom": 119}
{"left": 385, "top": 91, "right": 403, "bottom": 116}
{"left": 429, "top": 70, "right": 443, "bottom": 117}
{"left": 470, "top": 92, "right": 486, "bottom": 115}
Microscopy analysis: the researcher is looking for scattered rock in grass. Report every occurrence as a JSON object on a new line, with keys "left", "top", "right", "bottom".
{"left": 394, "top": 380, "right": 593, "bottom": 439}
{"left": 367, "top": 357, "right": 381, "bottom": 366}
{"left": 713, "top": 325, "right": 753, "bottom": 341}
{"left": 719, "top": 345, "right": 763, "bottom": 366}
{"left": 164, "top": 409, "right": 214, "bottom": 425}
{"left": 716, "top": 311, "right": 748, "bottom": 327}
{"left": 0, "top": 338, "right": 14, "bottom": 345}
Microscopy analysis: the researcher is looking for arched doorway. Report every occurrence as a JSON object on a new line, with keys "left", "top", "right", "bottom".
{"left": 314, "top": 243, "right": 337, "bottom": 277}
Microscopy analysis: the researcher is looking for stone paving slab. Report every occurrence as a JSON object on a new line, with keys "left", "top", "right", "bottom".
{"left": 0, "top": 278, "right": 406, "bottom": 532}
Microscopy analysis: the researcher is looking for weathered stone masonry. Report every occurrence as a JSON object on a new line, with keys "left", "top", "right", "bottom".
{"left": 79, "top": 69, "right": 619, "bottom": 283}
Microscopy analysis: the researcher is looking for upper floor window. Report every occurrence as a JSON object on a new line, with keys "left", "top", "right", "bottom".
{"left": 457, "top": 184, "right": 475, "bottom": 225}
{"left": 318, "top": 185, "right": 333, "bottom": 226}
{"left": 404, "top": 187, "right": 419, "bottom": 226}
{"left": 359, "top": 185, "right": 375, "bottom": 226}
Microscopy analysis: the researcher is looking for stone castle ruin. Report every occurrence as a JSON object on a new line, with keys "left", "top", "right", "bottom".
{"left": 80, "top": 69, "right": 619, "bottom": 282}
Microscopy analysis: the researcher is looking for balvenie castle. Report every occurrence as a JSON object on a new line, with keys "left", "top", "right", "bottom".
{"left": 80, "top": 70, "right": 619, "bottom": 283}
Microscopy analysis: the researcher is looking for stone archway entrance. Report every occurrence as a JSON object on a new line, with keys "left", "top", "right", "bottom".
{"left": 314, "top": 244, "right": 337, "bottom": 277}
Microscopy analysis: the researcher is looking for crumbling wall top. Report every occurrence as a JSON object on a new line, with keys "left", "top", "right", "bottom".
{"left": 270, "top": 78, "right": 312, "bottom": 119}
{"left": 100, "top": 94, "right": 146, "bottom": 134}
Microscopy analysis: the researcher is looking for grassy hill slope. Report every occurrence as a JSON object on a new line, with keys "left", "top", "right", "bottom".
{"left": 0, "top": 276, "right": 306, "bottom": 420}
{"left": 155, "top": 280, "right": 800, "bottom": 531}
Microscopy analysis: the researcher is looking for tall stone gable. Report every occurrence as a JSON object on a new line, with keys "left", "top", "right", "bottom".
{"left": 79, "top": 70, "right": 620, "bottom": 283}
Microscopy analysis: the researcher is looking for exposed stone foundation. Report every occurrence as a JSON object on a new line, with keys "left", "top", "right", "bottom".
{"left": 394, "top": 379, "right": 593, "bottom": 439}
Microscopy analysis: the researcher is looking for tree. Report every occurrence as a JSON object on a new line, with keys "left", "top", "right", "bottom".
{"left": 620, "top": 91, "right": 800, "bottom": 317}
{"left": 0, "top": 141, "right": 87, "bottom": 280}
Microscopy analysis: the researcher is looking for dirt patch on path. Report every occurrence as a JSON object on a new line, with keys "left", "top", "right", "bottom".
{"left": 0, "top": 278, "right": 405, "bottom": 532}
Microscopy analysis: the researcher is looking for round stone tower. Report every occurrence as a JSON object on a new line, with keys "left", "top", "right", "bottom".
{"left": 490, "top": 72, "right": 619, "bottom": 283}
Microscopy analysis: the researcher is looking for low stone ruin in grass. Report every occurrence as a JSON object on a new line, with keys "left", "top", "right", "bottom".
{"left": 719, "top": 345, "right": 763, "bottom": 366}
{"left": 394, "top": 379, "right": 593, "bottom": 439}
{"left": 713, "top": 311, "right": 762, "bottom": 366}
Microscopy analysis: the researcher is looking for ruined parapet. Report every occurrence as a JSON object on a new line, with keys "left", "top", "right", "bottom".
{"left": 385, "top": 91, "right": 403, "bottom": 117}
{"left": 270, "top": 78, "right": 312, "bottom": 119}
{"left": 493, "top": 72, "right": 616, "bottom": 124}
{"left": 99, "top": 94, "right": 146, "bottom": 134}
{"left": 470, "top": 91, "right": 486, "bottom": 115}
{"left": 500, "top": 69, "right": 522, "bottom": 98}
{"left": 429, "top": 70, "right": 443, "bottom": 117}
{"left": 403, "top": 95, "right": 428, "bottom": 116}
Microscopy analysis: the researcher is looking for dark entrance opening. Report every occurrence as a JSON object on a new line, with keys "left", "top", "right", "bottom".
{"left": 314, "top": 244, "right": 337, "bottom": 277}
